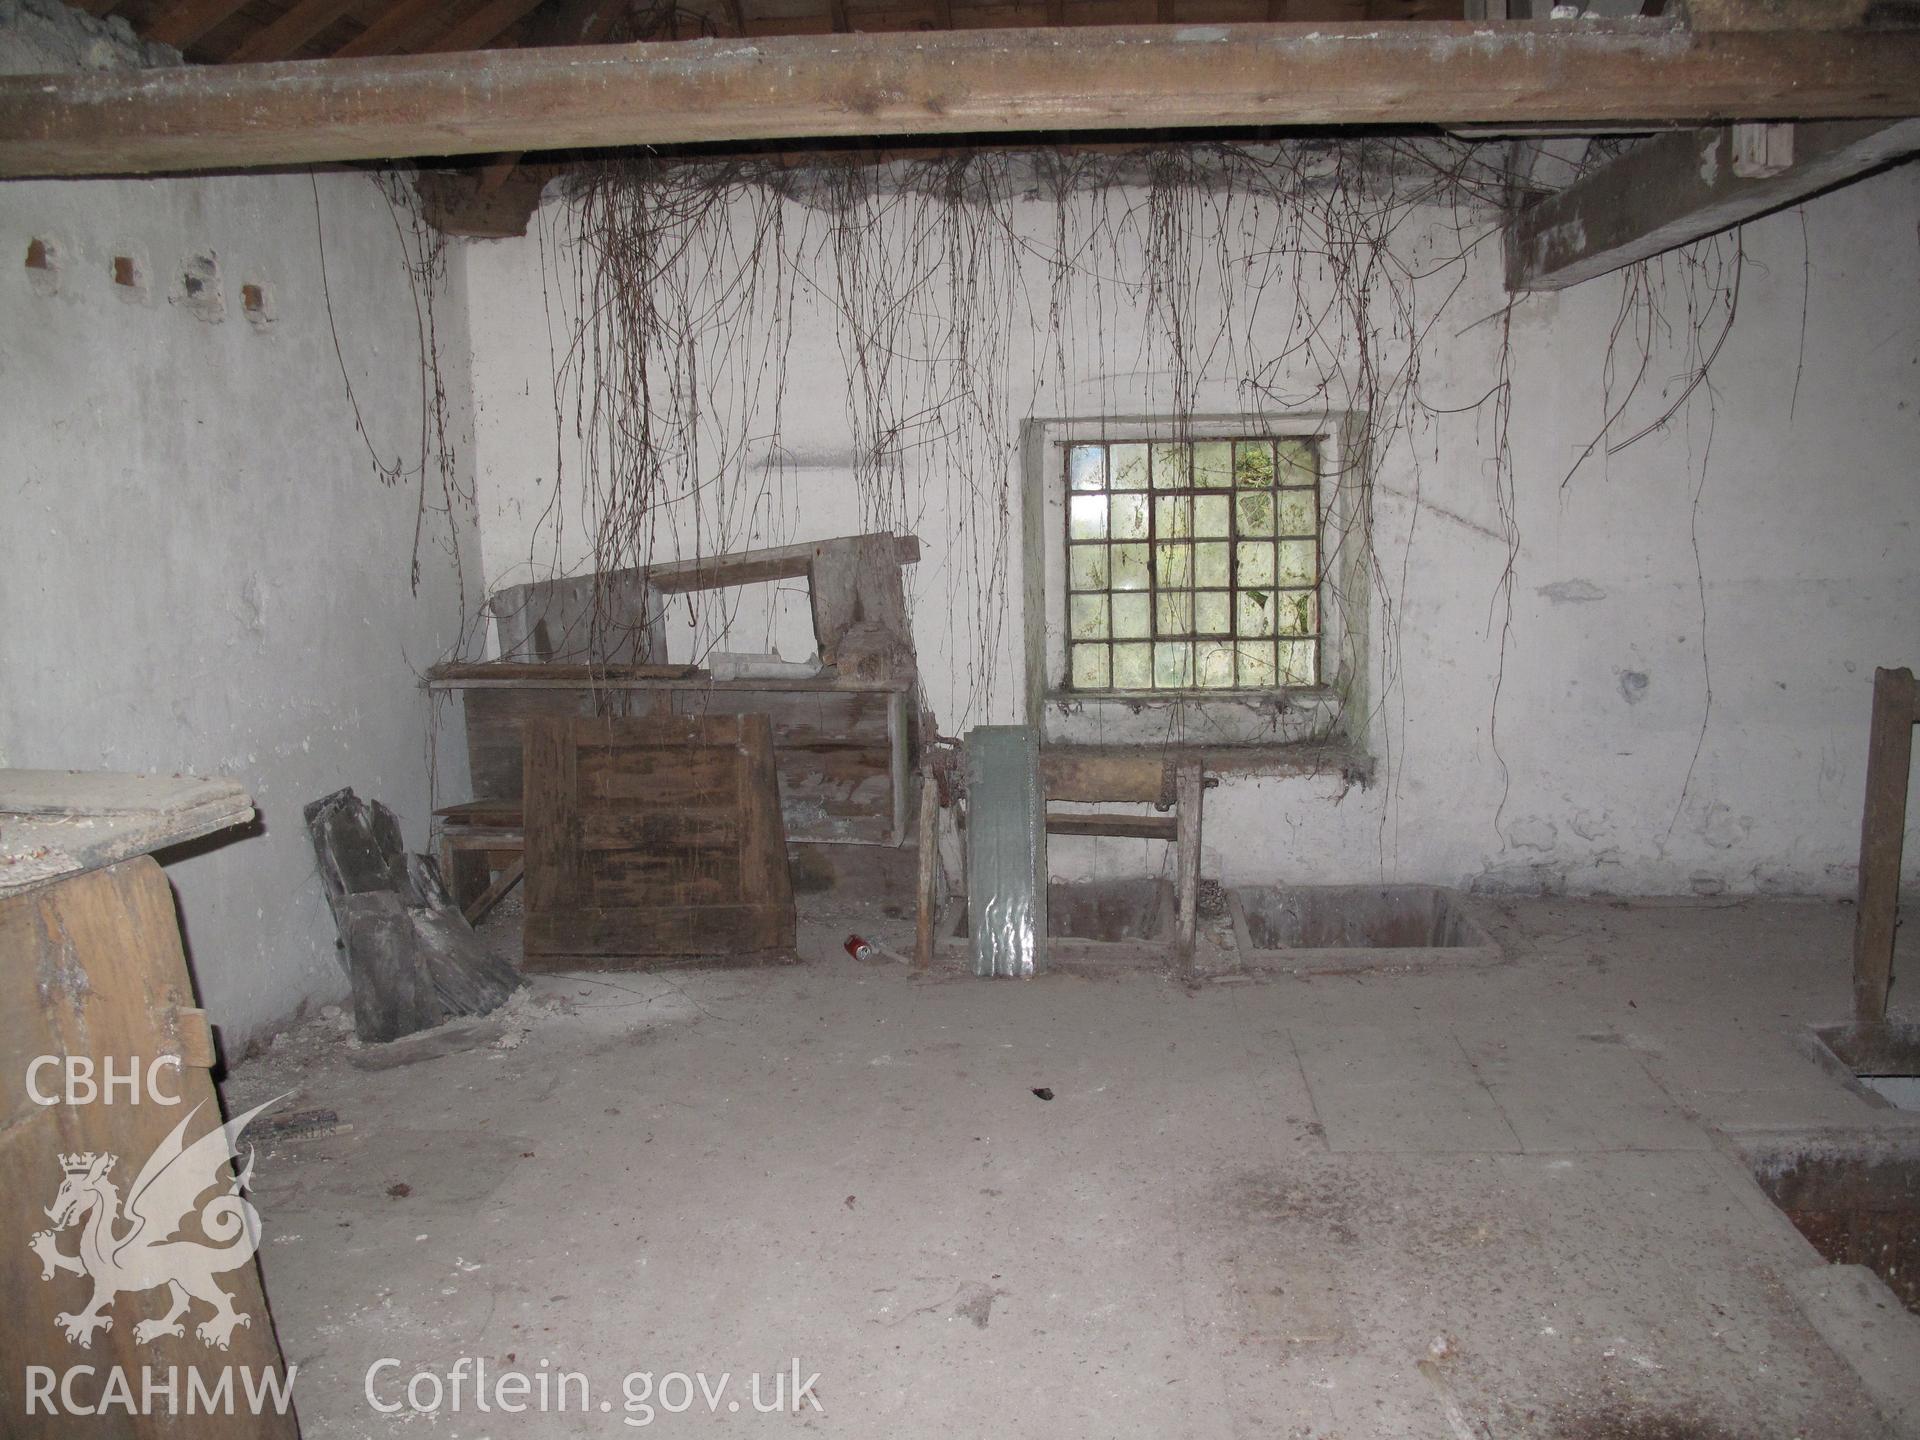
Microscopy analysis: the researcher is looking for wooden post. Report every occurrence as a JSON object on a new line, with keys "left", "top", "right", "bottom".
{"left": 913, "top": 773, "right": 941, "bottom": 970}
{"left": 1852, "top": 666, "right": 1917, "bottom": 1027}
{"left": 1175, "top": 760, "right": 1203, "bottom": 970}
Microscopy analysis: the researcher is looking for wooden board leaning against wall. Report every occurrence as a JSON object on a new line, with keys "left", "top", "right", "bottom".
{"left": 1, "top": 859, "right": 300, "bottom": 1439}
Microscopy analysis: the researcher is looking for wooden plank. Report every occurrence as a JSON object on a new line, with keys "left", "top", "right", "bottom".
{"left": 420, "top": 0, "right": 553, "bottom": 51}
{"left": 1040, "top": 748, "right": 1169, "bottom": 805}
{"left": 1851, "top": 666, "right": 1916, "bottom": 1027}
{"left": 485, "top": 569, "right": 666, "bottom": 666}
{"left": 1174, "top": 758, "right": 1203, "bottom": 967}
{"left": 145, "top": 0, "right": 255, "bottom": 48}
{"left": 579, "top": 809, "right": 742, "bottom": 850}
{"left": 0, "top": 770, "right": 255, "bottom": 896}
{"left": 463, "top": 684, "right": 595, "bottom": 800}
{"left": 1508, "top": 119, "right": 1920, "bottom": 291}
{"left": 461, "top": 856, "right": 524, "bottom": 924}
{"left": 0, "top": 861, "right": 299, "bottom": 1439}
{"left": 645, "top": 532, "right": 918, "bottom": 594}
{"left": 522, "top": 716, "right": 580, "bottom": 916}
{"left": 1044, "top": 812, "right": 1178, "bottom": 840}
{"left": 736, "top": 713, "right": 794, "bottom": 923}
{"left": 429, "top": 660, "right": 695, "bottom": 682}
{"left": 809, "top": 533, "right": 913, "bottom": 665}
{"left": 223, "top": 0, "right": 361, "bottom": 61}
{"left": 12, "top": 23, "right": 1920, "bottom": 178}
{"left": 333, "top": 0, "right": 467, "bottom": 56}
{"left": 914, "top": 771, "right": 939, "bottom": 969}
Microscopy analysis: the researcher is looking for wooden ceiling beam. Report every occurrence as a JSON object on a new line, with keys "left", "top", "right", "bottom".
{"left": 144, "top": 0, "right": 255, "bottom": 49}
{"left": 4, "top": 20, "right": 1920, "bottom": 178}
{"left": 1507, "top": 116, "right": 1920, "bottom": 289}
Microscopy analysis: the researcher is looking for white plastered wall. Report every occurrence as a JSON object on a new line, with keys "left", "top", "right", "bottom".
{"left": 3, "top": 0, "right": 480, "bottom": 1041}
{"left": 461, "top": 159, "right": 1920, "bottom": 897}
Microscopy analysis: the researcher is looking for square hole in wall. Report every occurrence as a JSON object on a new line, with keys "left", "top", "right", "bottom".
{"left": 25, "top": 236, "right": 61, "bottom": 296}
{"left": 110, "top": 252, "right": 150, "bottom": 301}
{"left": 241, "top": 280, "right": 276, "bottom": 329}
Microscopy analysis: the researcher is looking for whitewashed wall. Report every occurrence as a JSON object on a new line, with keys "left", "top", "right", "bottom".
{"left": 2, "top": 6, "right": 480, "bottom": 1040}
{"left": 461, "top": 159, "right": 1920, "bottom": 897}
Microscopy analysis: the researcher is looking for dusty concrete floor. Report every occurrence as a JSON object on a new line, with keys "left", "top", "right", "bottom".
{"left": 226, "top": 885, "right": 1920, "bottom": 1439}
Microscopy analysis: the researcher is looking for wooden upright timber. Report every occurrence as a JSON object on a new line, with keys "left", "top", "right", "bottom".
{"left": 4, "top": 21, "right": 1920, "bottom": 178}
{"left": 1851, "top": 666, "right": 1916, "bottom": 1028}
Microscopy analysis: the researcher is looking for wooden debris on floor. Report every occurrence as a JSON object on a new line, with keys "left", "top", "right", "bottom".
{"left": 521, "top": 714, "right": 796, "bottom": 968}
{"left": 304, "top": 787, "right": 523, "bottom": 1043}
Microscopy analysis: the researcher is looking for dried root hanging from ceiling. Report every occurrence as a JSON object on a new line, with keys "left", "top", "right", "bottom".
{"left": 535, "top": 140, "right": 1525, "bottom": 736}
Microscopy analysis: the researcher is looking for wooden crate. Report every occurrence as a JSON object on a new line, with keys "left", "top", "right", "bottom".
{"left": 436, "top": 668, "right": 911, "bottom": 845}
{"left": 522, "top": 714, "right": 796, "bottom": 967}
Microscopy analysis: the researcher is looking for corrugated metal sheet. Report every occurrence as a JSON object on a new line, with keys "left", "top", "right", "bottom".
{"left": 965, "top": 725, "right": 1047, "bottom": 978}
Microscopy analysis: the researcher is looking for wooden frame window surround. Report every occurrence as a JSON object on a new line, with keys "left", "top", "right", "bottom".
{"left": 1023, "top": 414, "right": 1367, "bottom": 747}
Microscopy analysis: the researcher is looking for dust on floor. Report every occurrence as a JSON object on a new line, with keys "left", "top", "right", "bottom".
{"left": 225, "top": 895, "right": 1920, "bottom": 1439}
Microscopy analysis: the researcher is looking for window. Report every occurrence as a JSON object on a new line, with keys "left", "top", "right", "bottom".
{"left": 1024, "top": 414, "right": 1361, "bottom": 748}
{"left": 1064, "top": 436, "right": 1321, "bottom": 692}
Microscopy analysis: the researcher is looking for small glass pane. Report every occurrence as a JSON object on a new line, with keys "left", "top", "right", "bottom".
{"left": 1195, "top": 592, "right": 1231, "bottom": 635}
{"left": 1236, "top": 491, "right": 1275, "bottom": 536}
{"left": 1154, "top": 641, "right": 1194, "bottom": 688}
{"left": 1238, "top": 640, "right": 1277, "bottom": 687}
{"left": 1154, "top": 495, "right": 1192, "bottom": 539}
{"left": 1278, "top": 639, "right": 1318, "bottom": 686}
{"left": 1110, "top": 443, "right": 1149, "bottom": 490}
{"left": 1155, "top": 542, "right": 1192, "bottom": 588}
{"left": 1194, "top": 496, "right": 1230, "bottom": 538}
{"left": 1277, "top": 440, "right": 1317, "bottom": 485}
{"left": 1277, "top": 490, "right": 1316, "bottom": 536}
{"left": 1194, "top": 441, "right": 1233, "bottom": 488}
{"left": 1237, "top": 590, "right": 1276, "bottom": 638}
{"left": 1110, "top": 493, "right": 1148, "bottom": 541}
{"left": 1278, "top": 539, "right": 1315, "bottom": 587}
{"left": 1110, "top": 543, "right": 1150, "bottom": 590}
{"left": 1069, "top": 494, "right": 1108, "bottom": 540}
{"left": 1236, "top": 541, "right": 1276, "bottom": 587}
{"left": 1071, "top": 643, "right": 1109, "bottom": 689}
{"left": 1155, "top": 590, "right": 1192, "bottom": 634}
{"left": 1111, "top": 592, "right": 1151, "bottom": 638}
{"left": 1069, "top": 543, "right": 1108, "bottom": 591}
{"left": 1113, "top": 643, "right": 1153, "bottom": 689}
{"left": 1070, "top": 593, "right": 1109, "bottom": 639}
{"left": 1070, "top": 445, "right": 1106, "bottom": 491}
{"left": 1234, "top": 440, "right": 1275, "bottom": 488}
{"left": 1151, "top": 443, "right": 1190, "bottom": 489}
{"left": 1194, "top": 543, "right": 1230, "bottom": 586}
{"left": 1275, "top": 590, "right": 1317, "bottom": 636}
{"left": 1195, "top": 643, "right": 1236, "bottom": 688}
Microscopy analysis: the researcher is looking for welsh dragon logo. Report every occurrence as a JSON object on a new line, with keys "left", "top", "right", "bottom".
{"left": 29, "top": 1096, "right": 285, "bottom": 1350}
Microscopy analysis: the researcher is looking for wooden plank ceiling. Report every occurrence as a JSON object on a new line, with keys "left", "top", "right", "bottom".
{"left": 81, "top": 0, "right": 1462, "bottom": 67}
